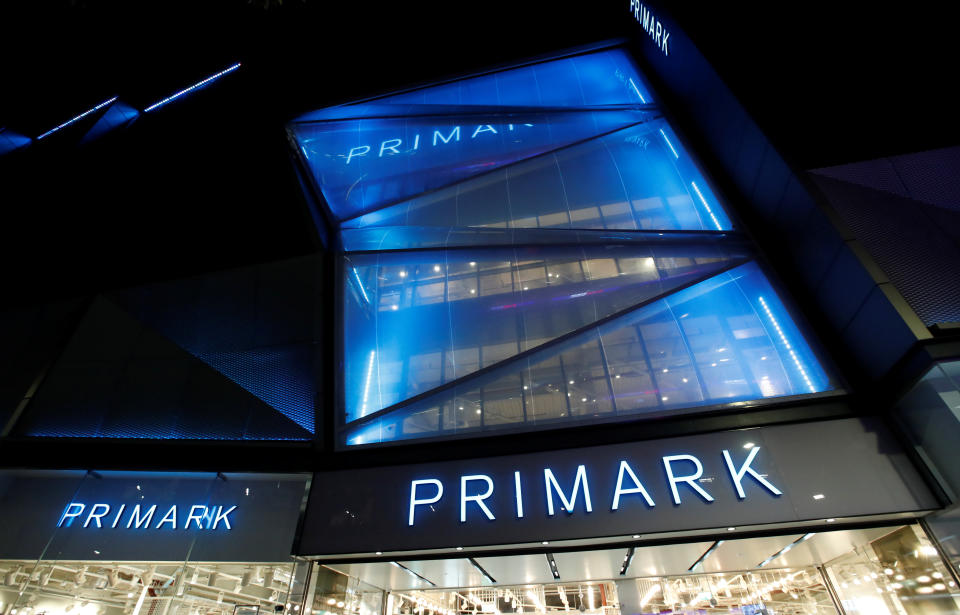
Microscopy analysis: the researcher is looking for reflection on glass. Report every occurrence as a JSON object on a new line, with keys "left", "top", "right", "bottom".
{"left": 825, "top": 525, "right": 960, "bottom": 614}
{"left": 341, "top": 120, "right": 730, "bottom": 232}
{"left": 309, "top": 567, "right": 383, "bottom": 615}
{"left": 345, "top": 261, "right": 834, "bottom": 445}
{"left": 895, "top": 360, "right": 960, "bottom": 509}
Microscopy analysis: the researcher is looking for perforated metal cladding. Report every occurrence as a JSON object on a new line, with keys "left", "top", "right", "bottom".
{"left": 810, "top": 170, "right": 960, "bottom": 326}
{"left": 813, "top": 146, "right": 960, "bottom": 213}
{"left": 110, "top": 255, "right": 320, "bottom": 434}
{"left": 16, "top": 256, "right": 321, "bottom": 439}
{"left": 0, "top": 300, "right": 89, "bottom": 431}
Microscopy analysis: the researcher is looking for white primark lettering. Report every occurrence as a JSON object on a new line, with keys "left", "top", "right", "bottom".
{"left": 127, "top": 504, "right": 157, "bottom": 529}
{"left": 722, "top": 447, "right": 782, "bottom": 498}
{"left": 56, "top": 502, "right": 237, "bottom": 530}
{"left": 406, "top": 448, "right": 781, "bottom": 526}
{"left": 628, "top": 1, "right": 670, "bottom": 56}
{"left": 155, "top": 505, "right": 178, "bottom": 529}
{"left": 544, "top": 466, "right": 593, "bottom": 515}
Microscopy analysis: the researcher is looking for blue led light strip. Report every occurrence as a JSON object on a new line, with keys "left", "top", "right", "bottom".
{"left": 758, "top": 296, "right": 816, "bottom": 393}
{"left": 659, "top": 128, "right": 679, "bottom": 159}
{"left": 144, "top": 63, "right": 241, "bottom": 112}
{"left": 360, "top": 350, "right": 376, "bottom": 417}
{"left": 352, "top": 267, "right": 370, "bottom": 305}
{"left": 37, "top": 97, "right": 118, "bottom": 140}
{"left": 628, "top": 78, "right": 647, "bottom": 104}
{"left": 690, "top": 181, "right": 723, "bottom": 230}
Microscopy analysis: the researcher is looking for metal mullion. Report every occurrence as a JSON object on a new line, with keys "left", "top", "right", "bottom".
{"left": 632, "top": 322, "right": 662, "bottom": 409}
{"left": 595, "top": 332, "right": 619, "bottom": 415}
{"left": 557, "top": 354, "right": 574, "bottom": 418}
{"left": 511, "top": 248, "right": 530, "bottom": 426}
{"left": 817, "top": 565, "right": 848, "bottom": 615}
{"left": 717, "top": 312, "right": 764, "bottom": 400}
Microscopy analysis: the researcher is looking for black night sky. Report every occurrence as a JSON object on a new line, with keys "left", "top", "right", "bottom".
{"left": 1, "top": 1, "right": 955, "bottom": 307}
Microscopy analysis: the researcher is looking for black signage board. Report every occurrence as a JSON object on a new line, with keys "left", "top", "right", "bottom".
{"left": 0, "top": 471, "right": 308, "bottom": 562}
{"left": 299, "top": 418, "right": 936, "bottom": 557}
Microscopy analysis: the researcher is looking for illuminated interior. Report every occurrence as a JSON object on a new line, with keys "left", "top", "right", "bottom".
{"left": 313, "top": 524, "right": 960, "bottom": 615}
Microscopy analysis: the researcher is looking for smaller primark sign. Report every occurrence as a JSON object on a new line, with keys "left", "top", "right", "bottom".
{"left": 58, "top": 502, "right": 237, "bottom": 530}
{"left": 0, "top": 472, "right": 308, "bottom": 562}
{"left": 629, "top": 1, "right": 670, "bottom": 56}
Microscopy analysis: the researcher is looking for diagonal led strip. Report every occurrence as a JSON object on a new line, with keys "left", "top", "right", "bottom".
{"left": 344, "top": 257, "right": 751, "bottom": 430}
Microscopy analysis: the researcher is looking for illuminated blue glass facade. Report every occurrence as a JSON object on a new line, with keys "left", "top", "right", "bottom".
{"left": 289, "top": 45, "right": 836, "bottom": 446}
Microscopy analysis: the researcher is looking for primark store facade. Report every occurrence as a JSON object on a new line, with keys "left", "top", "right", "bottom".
{"left": 3, "top": 4, "right": 960, "bottom": 615}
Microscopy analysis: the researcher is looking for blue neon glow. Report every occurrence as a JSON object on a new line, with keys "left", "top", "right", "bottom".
{"left": 286, "top": 45, "right": 833, "bottom": 447}
{"left": 0, "top": 128, "right": 32, "bottom": 155}
{"left": 144, "top": 63, "right": 241, "bottom": 112}
{"left": 37, "top": 97, "right": 117, "bottom": 140}
{"left": 659, "top": 128, "right": 678, "bottom": 158}
{"left": 81, "top": 101, "right": 140, "bottom": 144}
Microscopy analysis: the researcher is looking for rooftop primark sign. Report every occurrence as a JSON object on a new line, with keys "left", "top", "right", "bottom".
{"left": 629, "top": 0, "right": 671, "bottom": 56}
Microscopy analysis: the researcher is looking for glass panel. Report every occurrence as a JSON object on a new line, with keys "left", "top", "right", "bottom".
{"left": 926, "top": 507, "right": 960, "bottom": 578}
{"left": 375, "top": 570, "right": 837, "bottom": 615}
{"left": 894, "top": 360, "right": 960, "bottom": 503}
{"left": 292, "top": 110, "right": 649, "bottom": 221}
{"left": 356, "top": 48, "right": 653, "bottom": 108}
{"left": 342, "top": 119, "right": 731, "bottom": 232}
{"left": 342, "top": 246, "right": 739, "bottom": 422}
{"left": 825, "top": 524, "right": 960, "bottom": 614}
{"left": 344, "top": 261, "right": 835, "bottom": 445}
{"left": 309, "top": 567, "right": 383, "bottom": 615}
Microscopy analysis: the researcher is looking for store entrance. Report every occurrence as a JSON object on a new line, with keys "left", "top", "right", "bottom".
{"left": 309, "top": 523, "right": 960, "bottom": 615}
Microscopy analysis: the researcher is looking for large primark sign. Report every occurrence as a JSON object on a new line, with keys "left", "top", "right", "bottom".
{"left": 299, "top": 418, "right": 937, "bottom": 557}
{"left": 407, "top": 447, "right": 780, "bottom": 527}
